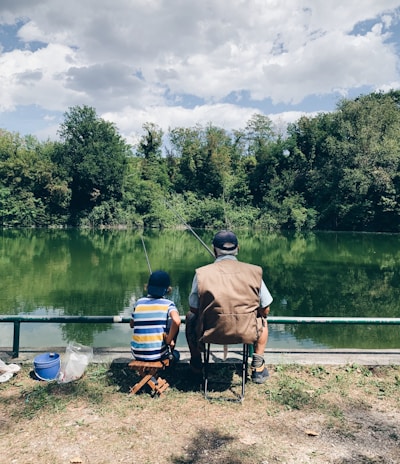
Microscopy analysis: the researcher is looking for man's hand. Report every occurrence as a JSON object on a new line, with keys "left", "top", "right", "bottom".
{"left": 258, "top": 306, "right": 270, "bottom": 318}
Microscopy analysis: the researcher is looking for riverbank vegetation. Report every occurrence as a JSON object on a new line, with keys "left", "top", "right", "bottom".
{"left": 1, "top": 90, "right": 399, "bottom": 231}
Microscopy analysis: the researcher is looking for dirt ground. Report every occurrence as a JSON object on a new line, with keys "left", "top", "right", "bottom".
{"left": 1, "top": 361, "right": 399, "bottom": 464}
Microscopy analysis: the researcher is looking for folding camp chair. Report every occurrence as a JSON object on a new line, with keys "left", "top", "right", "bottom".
{"left": 128, "top": 358, "right": 170, "bottom": 397}
{"left": 203, "top": 343, "right": 250, "bottom": 402}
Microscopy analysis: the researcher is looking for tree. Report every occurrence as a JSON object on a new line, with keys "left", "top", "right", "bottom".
{"left": 335, "top": 92, "right": 400, "bottom": 231}
{"left": 55, "top": 106, "right": 130, "bottom": 224}
{"left": 287, "top": 91, "right": 400, "bottom": 231}
{"left": 135, "top": 122, "right": 170, "bottom": 189}
{"left": 0, "top": 131, "right": 69, "bottom": 226}
{"left": 243, "top": 114, "right": 279, "bottom": 207}
{"left": 287, "top": 113, "right": 343, "bottom": 229}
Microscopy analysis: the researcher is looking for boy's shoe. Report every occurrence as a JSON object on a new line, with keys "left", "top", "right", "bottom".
{"left": 172, "top": 349, "right": 180, "bottom": 362}
{"left": 251, "top": 364, "right": 270, "bottom": 384}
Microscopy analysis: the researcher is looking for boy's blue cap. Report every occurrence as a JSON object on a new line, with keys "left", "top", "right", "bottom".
{"left": 212, "top": 230, "right": 238, "bottom": 251}
{"left": 148, "top": 270, "right": 170, "bottom": 297}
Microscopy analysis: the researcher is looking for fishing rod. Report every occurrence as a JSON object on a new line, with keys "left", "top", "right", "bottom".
{"left": 140, "top": 233, "right": 178, "bottom": 360}
{"left": 164, "top": 199, "right": 229, "bottom": 358}
{"left": 164, "top": 199, "right": 215, "bottom": 258}
{"left": 140, "top": 235, "right": 152, "bottom": 274}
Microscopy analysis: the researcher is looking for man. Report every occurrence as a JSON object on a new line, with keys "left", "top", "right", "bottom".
{"left": 185, "top": 230, "right": 272, "bottom": 384}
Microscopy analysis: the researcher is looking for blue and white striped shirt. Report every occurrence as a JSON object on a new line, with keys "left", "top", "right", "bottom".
{"left": 131, "top": 296, "right": 178, "bottom": 361}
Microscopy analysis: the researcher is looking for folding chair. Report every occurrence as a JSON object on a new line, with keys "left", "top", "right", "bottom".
{"left": 128, "top": 358, "right": 170, "bottom": 397}
{"left": 203, "top": 343, "right": 250, "bottom": 402}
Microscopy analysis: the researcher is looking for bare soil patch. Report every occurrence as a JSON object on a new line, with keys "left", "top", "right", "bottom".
{"left": 1, "top": 362, "right": 399, "bottom": 464}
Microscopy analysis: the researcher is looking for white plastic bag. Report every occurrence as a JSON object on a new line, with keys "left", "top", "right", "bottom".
{"left": 57, "top": 342, "right": 93, "bottom": 384}
{"left": 0, "top": 359, "right": 20, "bottom": 382}
{"left": 0, "top": 359, "right": 20, "bottom": 374}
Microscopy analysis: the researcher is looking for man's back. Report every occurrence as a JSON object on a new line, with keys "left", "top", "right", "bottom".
{"left": 196, "top": 259, "right": 262, "bottom": 344}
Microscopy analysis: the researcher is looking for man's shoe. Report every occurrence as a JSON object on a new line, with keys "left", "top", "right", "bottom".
{"left": 251, "top": 365, "right": 270, "bottom": 384}
{"left": 189, "top": 357, "right": 203, "bottom": 375}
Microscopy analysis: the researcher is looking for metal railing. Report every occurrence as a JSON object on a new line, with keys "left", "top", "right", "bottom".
{"left": 1, "top": 314, "right": 400, "bottom": 358}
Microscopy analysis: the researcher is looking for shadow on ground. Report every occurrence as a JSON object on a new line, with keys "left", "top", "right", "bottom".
{"left": 169, "top": 427, "right": 261, "bottom": 464}
{"left": 107, "top": 359, "right": 245, "bottom": 397}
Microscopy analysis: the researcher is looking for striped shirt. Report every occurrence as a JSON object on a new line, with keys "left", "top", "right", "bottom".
{"left": 131, "top": 296, "right": 178, "bottom": 361}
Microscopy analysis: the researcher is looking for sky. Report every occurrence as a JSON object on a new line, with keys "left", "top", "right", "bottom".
{"left": 1, "top": 0, "right": 400, "bottom": 146}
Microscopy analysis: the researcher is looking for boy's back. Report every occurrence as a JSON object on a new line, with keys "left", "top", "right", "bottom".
{"left": 131, "top": 295, "right": 177, "bottom": 361}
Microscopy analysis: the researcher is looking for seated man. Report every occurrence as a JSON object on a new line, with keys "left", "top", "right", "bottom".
{"left": 130, "top": 270, "right": 181, "bottom": 361}
{"left": 185, "top": 230, "right": 273, "bottom": 384}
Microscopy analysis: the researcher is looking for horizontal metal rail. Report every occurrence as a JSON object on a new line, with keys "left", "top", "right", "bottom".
{"left": 1, "top": 315, "right": 400, "bottom": 358}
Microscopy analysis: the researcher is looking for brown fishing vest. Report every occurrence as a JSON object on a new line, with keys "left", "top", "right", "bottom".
{"left": 196, "top": 259, "right": 262, "bottom": 344}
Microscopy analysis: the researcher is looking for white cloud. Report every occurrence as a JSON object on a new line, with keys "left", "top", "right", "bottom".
{"left": 103, "top": 103, "right": 257, "bottom": 146}
{"left": 0, "top": 43, "right": 82, "bottom": 111}
{"left": 0, "top": 0, "right": 399, "bottom": 140}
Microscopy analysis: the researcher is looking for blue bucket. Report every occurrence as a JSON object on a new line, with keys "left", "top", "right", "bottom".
{"left": 33, "top": 352, "right": 60, "bottom": 381}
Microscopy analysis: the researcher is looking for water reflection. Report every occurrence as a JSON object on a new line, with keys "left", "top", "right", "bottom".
{"left": 0, "top": 229, "right": 399, "bottom": 349}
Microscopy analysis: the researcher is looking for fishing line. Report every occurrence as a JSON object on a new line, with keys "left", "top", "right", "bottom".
{"left": 139, "top": 234, "right": 177, "bottom": 360}
{"left": 164, "top": 199, "right": 233, "bottom": 359}
{"left": 164, "top": 199, "right": 214, "bottom": 258}
{"left": 165, "top": 199, "right": 231, "bottom": 360}
{"left": 140, "top": 235, "right": 152, "bottom": 274}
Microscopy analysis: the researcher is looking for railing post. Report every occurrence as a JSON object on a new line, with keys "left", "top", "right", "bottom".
{"left": 12, "top": 321, "right": 20, "bottom": 358}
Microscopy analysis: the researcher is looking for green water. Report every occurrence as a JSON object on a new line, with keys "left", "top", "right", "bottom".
{"left": 0, "top": 229, "right": 399, "bottom": 349}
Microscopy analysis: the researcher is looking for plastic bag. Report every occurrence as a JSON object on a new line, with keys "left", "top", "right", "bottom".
{"left": 57, "top": 342, "right": 93, "bottom": 384}
{"left": 0, "top": 359, "right": 20, "bottom": 374}
{"left": 0, "top": 359, "right": 20, "bottom": 382}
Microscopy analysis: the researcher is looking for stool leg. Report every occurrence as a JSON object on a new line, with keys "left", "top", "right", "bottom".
{"left": 130, "top": 373, "right": 153, "bottom": 395}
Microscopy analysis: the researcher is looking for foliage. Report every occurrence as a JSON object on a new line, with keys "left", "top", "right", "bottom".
{"left": 0, "top": 132, "right": 69, "bottom": 226}
{"left": 1, "top": 91, "right": 400, "bottom": 231}
{"left": 55, "top": 105, "right": 130, "bottom": 225}
{"left": 287, "top": 91, "right": 400, "bottom": 231}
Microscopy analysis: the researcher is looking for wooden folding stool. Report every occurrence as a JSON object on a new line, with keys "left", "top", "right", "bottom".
{"left": 128, "top": 358, "right": 170, "bottom": 397}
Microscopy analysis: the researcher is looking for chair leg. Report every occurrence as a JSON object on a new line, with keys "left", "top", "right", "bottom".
{"left": 203, "top": 343, "right": 211, "bottom": 399}
{"left": 203, "top": 343, "right": 248, "bottom": 401}
{"left": 241, "top": 344, "right": 249, "bottom": 399}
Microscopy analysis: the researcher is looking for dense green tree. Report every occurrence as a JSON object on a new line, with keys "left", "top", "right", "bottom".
{"left": 0, "top": 131, "right": 69, "bottom": 226}
{"left": 168, "top": 124, "right": 244, "bottom": 228}
{"left": 335, "top": 92, "right": 400, "bottom": 231}
{"left": 287, "top": 113, "right": 343, "bottom": 229}
{"left": 168, "top": 124, "right": 233, "bottom": 199}
{"left": 242, "top": 114, "right": 279, "bottom": 206}
{"left": 288, "top": 91, "right": 400, "bottom": 231}
{"left": 55, "top": 106, "right": 129, "bottom": 224}
{"left": 168, "top": 125, "right": 205, "bottom": 195}
{"left": 135, "top": 122, "right": 170, "bottom": 189}
{"left": 1, "top": 91, "right": 400, "bottom": 231}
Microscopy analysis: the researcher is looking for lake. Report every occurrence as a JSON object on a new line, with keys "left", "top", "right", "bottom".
{"left": 0, "top": 229, "right": 399, "bottom": 350}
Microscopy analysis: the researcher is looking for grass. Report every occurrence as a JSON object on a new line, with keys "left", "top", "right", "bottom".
{"left": 1, "top": 362, "right": 400, "bottom": 464}
{"left": 3, "top": 362, "right": 399, "bottom": 420}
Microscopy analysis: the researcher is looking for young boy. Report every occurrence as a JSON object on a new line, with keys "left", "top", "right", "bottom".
{"left": 130, "top": 270, "right": 181, "bottom": 361}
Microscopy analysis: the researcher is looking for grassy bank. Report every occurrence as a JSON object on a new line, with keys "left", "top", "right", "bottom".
{"left": 1, "top": 362, "right": 400, "bottom": 463}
